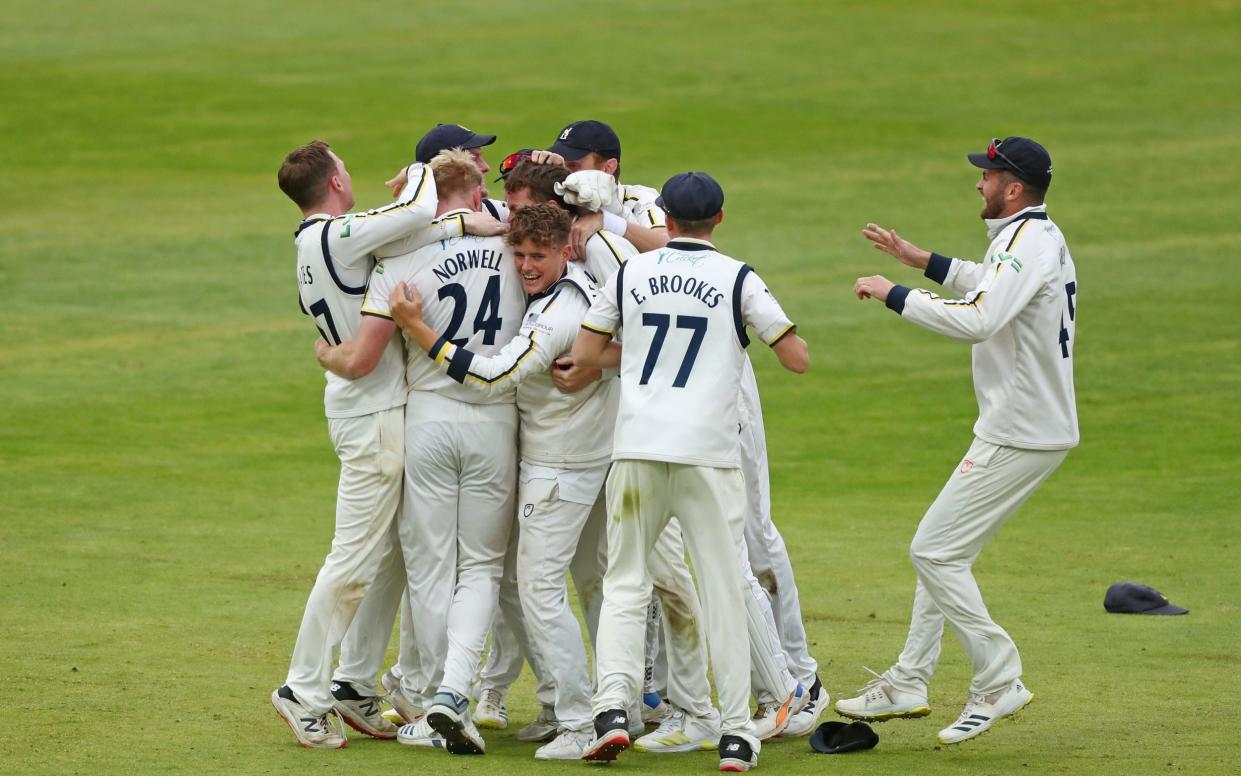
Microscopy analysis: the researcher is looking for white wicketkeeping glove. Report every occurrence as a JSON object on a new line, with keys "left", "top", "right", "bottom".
{"left": 555, "top": 170, "right": 623, "bottom": 215}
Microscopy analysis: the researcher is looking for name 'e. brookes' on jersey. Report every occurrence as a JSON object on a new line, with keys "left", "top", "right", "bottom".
{"left": 296, "top": 162, "right": 463, "bottom": 418}
{"left": 890, "top": 205, "right": 1079, "bottom": 451}
{"left": 360, "top": 209, "right": 525, "bottom": 406}
{"left": 424, "top": 261, "right": 619, "bottom": 468}
{"left": 581, "top": 237, "right": 795, "bottom": 469}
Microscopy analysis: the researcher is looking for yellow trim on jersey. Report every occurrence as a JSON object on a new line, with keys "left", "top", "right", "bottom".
{"left": 581, "top": 322, "right": 614, "bottom": 336}
{"left": 347, "top": 167, "right": 431, "bottom": 222}
{"left": 463, "top": 336, "right": 537, "bottom": 386}
{"left": 595, "top": 230, "right": 627, "bottom": 264}
{"left": 432, "top": 341, "right": 453, "bottom": 365}
{"left": 764, "top": 323, "right": 796, "bottom": 347}
{"left": 360, "top": 306, "right": 393, "bottom": 319}
{"left": 1005, "top": 219, "right": 1032, "bottom": 251}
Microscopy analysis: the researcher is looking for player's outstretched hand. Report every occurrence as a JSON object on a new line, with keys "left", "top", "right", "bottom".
{"left": 569, "top": 212, "right": 604, "bottom": 261}
{"left": 389, "top": 282, "right": 424, "bottom": 328}
{"left": 551, "top": 355, "right": 602, "bottom": 394}
{"left": 385, "top": 166, "right": 410, "bottom": 199}
{"left": 863, "top": 223, "right": 931, "bottom": 270}
{"left": 462, "top": 211, "right": 508, "bottom": 236}
{"left": 854, "top": 274, "right": 895, "bottom": 302}
{"left": 530, "top": 150, "right": 567, "bottom": 167}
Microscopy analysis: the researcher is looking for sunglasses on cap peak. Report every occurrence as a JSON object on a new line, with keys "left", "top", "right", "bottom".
{"left": 496, "top": 149, "right": 535, "bottom": 181}
{"left": 986, "top": 138, "right": 1029, "bottom": 178}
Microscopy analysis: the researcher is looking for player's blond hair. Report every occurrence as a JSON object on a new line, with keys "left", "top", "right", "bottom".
{"left": 430, "top": 149, "right": 483, "bottom": 199}
{"left": 506, "top": 203, "right": 572, "bottom": 249}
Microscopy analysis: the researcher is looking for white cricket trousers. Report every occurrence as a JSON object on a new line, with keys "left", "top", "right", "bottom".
{"left": 887, "top": 438, "right": 1068, "bottom": 697}
{"left": 738, "top": 358, "right": 818, "bottom": 691}
{"left": 285, "top": 407, "right": 404, "bottom": 715}
{"left": 400, "top": 391, "right": 517, "bottom": 703}
{"left": 594, "top": 460, "right": 756, "bottom": 738}
{"left": 515, "top": 465, "right": 608, "bottom": 732}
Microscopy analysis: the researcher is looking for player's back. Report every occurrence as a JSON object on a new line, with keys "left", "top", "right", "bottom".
{"left": 610, "top": 240, "right": 752, "bottom": 468}
{"left": 295, "top": 218, "right": 405, "bottom": 418}
{"left": 365, "top": 221, "right": 524, "bottom": 405}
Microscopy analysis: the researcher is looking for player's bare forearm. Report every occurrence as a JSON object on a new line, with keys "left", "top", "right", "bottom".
{"left": 772, "top": 333, "right": 809, "bottom": 373}
{"left": 551, "top": 355, "right": 603, "bottom": 394}
{"left": 624, "top": 223, "right": 669, "bottom": 253}
{"left": 572, "top": 330, "right": 620, "bottom": 370}
{"left": 316, "top": 338, "right": 363, "bottom": 379}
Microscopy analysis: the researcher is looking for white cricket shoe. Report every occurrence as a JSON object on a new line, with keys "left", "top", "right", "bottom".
{"left": 937, "top": 680, "right": 1033, "bottom": 745}
{"left": 474, "top": 687, "right": 508, "bottom": 730}
{"left": 751, "top": 683, "right": 807, "bottom": 740}
{"left": 425, "top": 692, "right": 486, "bottom": 754}
{"left": 535, "top": 728, "right": 595, "bottom": 760}
{"left": 381, "top": 668, "right": 422, "bottom": 724}
{"left": 781, "top": 675, "right": 829, "bottom": 737}
{"left": 271, "top": 686, "right": 347, "bottom": 749}
{"left": 834, "top": 668, "right": 931, "bottom": 721}
{"left": 642, "top": 691, "right": 672, "bottom": 725}
{"left": 396, "top": 716, "right": 444, "bottom": 748}
{"left": 331, "top": 680, "right": 397, "bottom": 739}
{"left": 516, "top": 706, "right": 559, "bottom": 743}
{"left": 633, "top": 706, "right": 720, "bottom": 753}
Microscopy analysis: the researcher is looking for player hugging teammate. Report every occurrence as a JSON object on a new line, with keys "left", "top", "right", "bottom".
{"left": 272, "top": 124, "right": 1075, "bottom": 772}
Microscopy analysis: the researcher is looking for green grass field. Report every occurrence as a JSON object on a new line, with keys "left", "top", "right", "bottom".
{"left": 3, "top": 1, "right": 1239, "bottom": 773}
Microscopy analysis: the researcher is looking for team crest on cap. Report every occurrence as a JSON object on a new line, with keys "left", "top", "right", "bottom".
{"left": 560, "top": 128, "right": 572, "bottom": 140}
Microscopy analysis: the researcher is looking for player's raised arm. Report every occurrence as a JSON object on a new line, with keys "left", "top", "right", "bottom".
{"left": 739, "top": 269, "right": 808, "bottom": 373}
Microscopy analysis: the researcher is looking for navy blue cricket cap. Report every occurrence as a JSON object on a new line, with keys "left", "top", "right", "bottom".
{"left": 656, "top": 172, "right": 725, "bottom": 221}
{"left": 968, "top": 136, "right": 1053, "bottom": 191}
{"left": 415, "top": 124, "right": 496, "bottom": 164}
{"left": 548, "top": 120, "right": 621, "bottom": 161}
{"left": 1104, "top": 582, "right": 1188, "bottom": 615}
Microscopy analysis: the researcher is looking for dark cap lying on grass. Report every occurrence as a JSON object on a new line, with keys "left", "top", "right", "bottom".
{"left": 1104, "top": 582, "right": 1188, "bottom": 615}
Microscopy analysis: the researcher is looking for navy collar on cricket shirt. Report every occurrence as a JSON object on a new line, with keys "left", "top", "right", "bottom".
{"left": 666, "top": 237, "right": 716, "bottom": 252}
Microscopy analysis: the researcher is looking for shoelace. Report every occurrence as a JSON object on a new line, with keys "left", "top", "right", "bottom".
{"left": 480, "top": 688, "right": 504, "bottom": 710}
{"left": 856, "top": 666, "right": 887, "bottom": 693}
{"left": 951, "top": 693, "right": 988, "bottom": 725}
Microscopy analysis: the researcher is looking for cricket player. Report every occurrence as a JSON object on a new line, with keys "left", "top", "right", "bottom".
{"left": 270, "top": 140, "right": 496, "bottom": 749}
{"left": 388, "top": 204, "right": 620, "bottom": 759}
{"left": 841, "top": 136, "right": 1077, "bottom": 745}
{"left": 573, "top": 172, "right": 809, "bottom": 772}
{"left": 319, "top": 150, "right": 525, "bottom": 755}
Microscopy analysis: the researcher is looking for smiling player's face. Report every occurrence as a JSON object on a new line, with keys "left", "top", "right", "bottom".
{"left": 977, "top": 168, "right": 1011, "bottom": 220}
{"left": 512, "top": 238, "right": 569, "bottom": 296}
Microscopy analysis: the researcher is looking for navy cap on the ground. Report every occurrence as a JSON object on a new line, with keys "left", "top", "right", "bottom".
{"left": 809, "top": 721, "right": 879, "bottom": 754}
{"left": 1104, "top": 582, "right": 1188, "bottom": 615}
{"left": 548, "top": 120, "right": 621, "bottom": 161}
{"left": 967, "top": 136, "right": 1053, "bottom": 191}
{"left": 415, "top": 124, "right": 496, "bottom": 164}
{"left": 655, "top": 172, "right": 725, "bottom": 221}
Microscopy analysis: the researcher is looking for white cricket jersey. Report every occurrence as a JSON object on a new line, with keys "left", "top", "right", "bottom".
{"left": 426, "top": 262, "right": 618, "bottom": 468}
{"left": 361, "top": 209, "right": 525, "bottom": 406}
{"left": 582, "top": 237, "right": 795, "bottom": 468}
{"left": 581, "top": 229, "right": 638, "bottom": 287}
{"left": 620, "top": 183, "right": 666, "bottom": 230}
{"left": 889, "top": 205, "right": 1079, "bottom": 450}
{"left": 295, "top": 162, "right": 461, "bottom": 418}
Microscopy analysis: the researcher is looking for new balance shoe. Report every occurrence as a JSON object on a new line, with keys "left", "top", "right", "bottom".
{"left": 331, "top": 680, "right": 397, "bottom": 739}
{"left": 535, "top": 728, "right": 595, "bottom": 760}
{"left": 396, "top": 716, "right": 444, "bottom": 748}
{"left": 751, "top": 683, "right": 806, "bottom": 740}
{"left": 781, "top": 675, "right": 829, "bottom": 737}
{"left": 580, "top": 708, "right": 630, "bottom": 762}
{"left": 516, "top": 706, "right": 559, "bottom": 743}
{"left": 381, "top": 668, "right": 421, "bottom": 724}
{"left": 718, "top": 733, "right": 760, "bottom": 772}
{"left": 642, "top": 691, "right": 672, "bottom": 725}
{"left": 834, "top": 667, "right": 931, "bottom": 721}
{"left": 633, "top": 706, "right": 720, "bottom": 753}
{"left": 425, "top": 691, "right": 486, "bottom": 754}
{"left": 271, "top": 686, "right": 347, "bottom": 749}
{"left": 937, "top": 680, "right": 1033, "bottom": 745}
{"left": 474, "top": 687, "right": 508, "bottom": 730}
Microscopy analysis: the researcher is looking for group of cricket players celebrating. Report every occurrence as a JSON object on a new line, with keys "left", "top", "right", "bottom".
{"left": 272, "top": 121, "right": 1079, "bottom": 772}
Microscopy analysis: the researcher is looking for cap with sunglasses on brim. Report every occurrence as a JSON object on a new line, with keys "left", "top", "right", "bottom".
{"left": 415, "top": 123, "right": 497, "bottom": 164}
{"left": 968, "top": 136, "right": 1053, "bottom": 191}
{"left": 548, "top": 120, "right": 621, "bottom": 162}
{"left": 656, "top": 172, "right": 725, "bottom": 221}
{"left": 495, "top": 148, "right": 535, "bottom": 182}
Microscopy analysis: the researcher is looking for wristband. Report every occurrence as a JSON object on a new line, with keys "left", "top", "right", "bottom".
{"left": 602, "top": 210, "right": 628, "bottom": 237}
